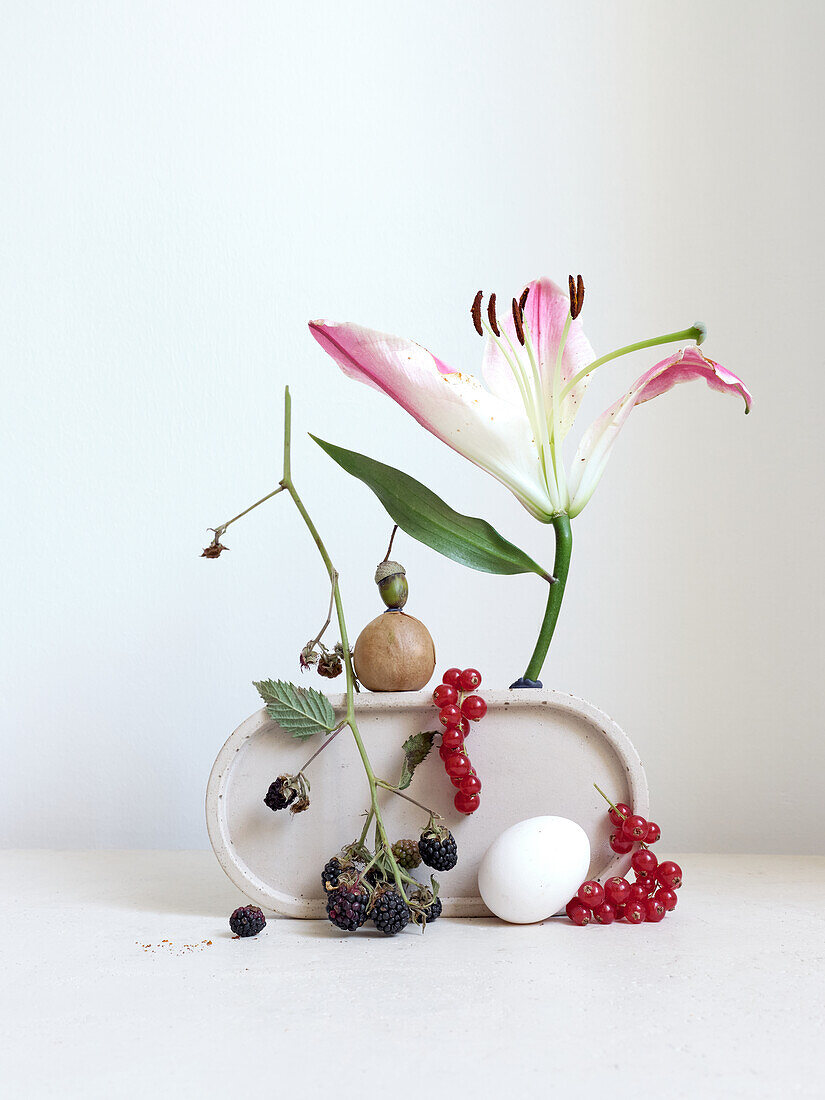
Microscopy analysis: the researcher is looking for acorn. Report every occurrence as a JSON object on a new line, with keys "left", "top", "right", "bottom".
{"left": 353, "top": 560, "right": 435, "bottom": 692}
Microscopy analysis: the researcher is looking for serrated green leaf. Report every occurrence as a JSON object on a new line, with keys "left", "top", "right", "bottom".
{"left": 311, "top": 436, "right": 551, "bottom": 580}
{"left": 253, "top": 679, "right": 336, "bottom": 741}
{"left": 398, "top": 730, "right": 436, "bottom": 790}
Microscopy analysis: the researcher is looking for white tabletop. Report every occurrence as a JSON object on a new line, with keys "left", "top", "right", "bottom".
{"left": 2, "top": 850, "right": 823, "bottom": 1098}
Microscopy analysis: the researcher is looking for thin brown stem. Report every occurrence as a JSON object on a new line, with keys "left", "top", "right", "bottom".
{"left": 381, "top": 524, "right": 399, "bottom": 563}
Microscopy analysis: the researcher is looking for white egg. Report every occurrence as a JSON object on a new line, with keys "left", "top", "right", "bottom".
{"left": 477, "top": 816, "right": 591, "bottom": 924}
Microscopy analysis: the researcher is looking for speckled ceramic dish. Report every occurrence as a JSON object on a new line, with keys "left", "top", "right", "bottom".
{"left": 206, "top": 688, "right": 648, "bottom": 917}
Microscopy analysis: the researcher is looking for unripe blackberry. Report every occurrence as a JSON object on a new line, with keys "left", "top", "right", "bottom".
{"left": 418, "top": 827, "right": 458, "bottom": 872}
{"left": 392, "top": 839, "right": 422, "bottom": 870}
{"left": 371, "top": 889, "right": 410, "bottom": 936}
{"left": 229, "top": 905, "right": 266, "bottom": 937}
{"left": 326, "top": 884, "right": 369, "bottom": 932}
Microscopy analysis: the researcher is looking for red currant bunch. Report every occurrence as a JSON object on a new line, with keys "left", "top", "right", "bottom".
{"left": 563, "top": 791, "right": 683, "bottom": 926}
{"left": 432, "top": 667, "right": 486, "bottom": 815}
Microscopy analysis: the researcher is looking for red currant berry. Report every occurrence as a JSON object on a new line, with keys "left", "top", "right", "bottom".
{"left": 604, "top": 877, "right": 631, "bottom": 906}
{"left": 432, "top": 683, "right": 458, "bottom": 708}
{"left": 565, "top": 899, "right": 591, "bottom": 926}
{"left": 445, "top": 752, "right": 471, "bottom": 778}
{"left": 459, "top": 717, "right": 471, "bottom": 737}
{"left": 628, "top": 882, "right": 649, "bottom": 904}
{"left": 608, "top": 802, "right": 631, "bottom": 827}
{"left": 441, "top": 727, "right": 463, "bottom": 750}
{"left": 645, "top": 897, "right": 666, "bottom": 923}
{"left": 631, "top": 849, "right": 659, "bottom": 876}
{"left": 655, "top": 887, "right": 678, "bottom": 912}
{"left": 459, "top": 668, "right": 482, "bottom": 691}
{"left": 460, "top": 774, "right": 482, "bottom": 796}
{"left": 441, "top": 668, "right": 462, "bottom": 688}
{"left": 656, "top": 861, "right": 683, "bottom": 889}
{"left": 454, "top": 790, "right": 480, "bottom": 814}
{"left": 577, "top": 881, "right": 605, "bottom": 908}
{"left": 624, "top": 901, "right": 646, "bottom": 924}
{"left": 621, "top": 815, "right": 648, "bottom": 842}
{"left": 439, "top": 705, "right": 462, "bottom": 728}
{"left": 438, "top": 744, "right": 455, "bottom": 762}
{"left": 609, "top": 832, "right": 633, "bottom": 854}
{"left": 614, "top": 903, "right": 627, "bottom": 921}
{"left": 461, "top": 695, "right": 487, "bottom": 722}
{"left": 644, "top": 821, "right": 661, "bottom": 844}
{"left": 592, "top": 902, "right": 616, "bottom": 925}
{"left": 450, "top": 774, "right": 463, "bottom": 787}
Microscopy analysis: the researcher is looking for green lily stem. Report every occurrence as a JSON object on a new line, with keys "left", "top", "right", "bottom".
{"left": 279, "top": 387, "right": 408, "bottom": 903}
{"left": 522, "top": 514, "right": 573, "bottom": 683}
{"left": 558, "top": 323, "right": 706, "bottom": 405}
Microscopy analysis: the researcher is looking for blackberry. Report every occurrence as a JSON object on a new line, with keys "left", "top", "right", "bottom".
{"left": 321, "top": 857, "right": 347, "bottom": 892}
{"left": 371, "top": 889, "right": 410, "bottom": 936}
{"left": 392, "top": 839, "right": 422, "bottom": 870}
{"left": 418, "top": 828, "right": 458, "bottom": 871}
{"left": 264, "top": 776, "right": 296, "bottom": 812}
{"left": 425, "top": 895, "right": 443, "bottom": 923}
{"left": 326, "top": 884, "right": 369, "bottom": 931}
{"left": 229, "top": 905, "right": 266, "bottom": 937}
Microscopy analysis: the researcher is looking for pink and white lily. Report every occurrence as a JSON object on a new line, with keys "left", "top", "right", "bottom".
{"left": 308, "top": 277, "right": 751, "bottom": 522}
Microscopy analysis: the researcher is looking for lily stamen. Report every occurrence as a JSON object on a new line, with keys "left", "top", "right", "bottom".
{"left": 487, "top": 293, "right": 500, "bottom": 337}
{"left": 471, "top": 290, "right": 484, "bottom": 337}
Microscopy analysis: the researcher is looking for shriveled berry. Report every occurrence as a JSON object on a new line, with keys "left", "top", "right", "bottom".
{"left": 433, "top": 683, "right": 458, "bottom": 708}
{"left": 604, "top": 877, "right": 631, "bottom": 906}
{"left": 644, "top": 821, "right": 661, "bottom": 844}
{"left": 419, "top": 828, "right": 458, "bottom": 871}
{"left": 577, "top": 881, "right": 605, "bottom": 908}
{"left": 441, "top": 668, "right": 463, "bottom": 688}
{"left": 632, "top": 849, "right": 659, "bottom": 876}
{"left": 656, "top": 861, "right": 683, "bottom": 889}
{"left": 459, "top": 668, "right": 482, "bottom": 691}
{"left": 592, "top": 902, "right": 616, "bottom": 925}
{"left": 566, "top": 899, "right": 591, "bottom": 926}
{"left": 454, "top": 790, "right": 480, "bottom": 814}
{"left": 608, "top": 802, "right": 631, "bottom": 827}
{"left": 622, "top": 815, "right": 649, "bottom": 842}
{"left": 655, "top": 887, "right": 678, "bottom": 911}
{"left": 264, "top": 776, "right": 297, "bottom": 812}
{"left": 229, "top": 905, "right": 266, "bottom": 937}
{"left": 461, "top": 695, "right": 487, "bottom": 721}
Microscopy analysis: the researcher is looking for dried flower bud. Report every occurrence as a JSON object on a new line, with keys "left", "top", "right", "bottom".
{"left": 317, "top": 651, "right": 343, "bottom": 678}
{"left": 201, "top": 539, "right": 229, "bottom": 558}
{"left": 290, "top": 796, "right": 310, "bottom": 815}
{"left": 299, "top": 642, "right": 320, "bottom": 670}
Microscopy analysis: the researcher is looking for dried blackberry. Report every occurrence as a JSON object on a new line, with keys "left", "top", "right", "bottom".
{"left": 229, "top": 905, "right": 266, "bottom": 937}
{"left": 264, "top": 775, "right": 297, "bottom": 812}
{"left": 371, "top": 889, "right": 410, "bottom": 936}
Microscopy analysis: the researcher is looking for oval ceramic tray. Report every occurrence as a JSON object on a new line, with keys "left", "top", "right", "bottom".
{"left": 206, "top": 688, "right": 648, "bottom": 918}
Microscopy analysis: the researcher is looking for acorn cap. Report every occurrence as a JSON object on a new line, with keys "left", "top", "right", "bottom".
{"left": 374, "top": 560, "right": 406, "bottom": 585}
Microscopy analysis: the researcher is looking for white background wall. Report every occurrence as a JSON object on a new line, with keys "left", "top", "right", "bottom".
{"left": 2, "top": 1, "right": 823, "bottom": 854}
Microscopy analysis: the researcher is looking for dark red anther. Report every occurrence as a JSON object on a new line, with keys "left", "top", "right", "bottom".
{"left": 471, "top": 291, "right": 484, "bottom": 336}
{"left": 487, "top": 293, "right": 500, "bottom": 337}
{"left": 518, "top": 286, "right": 529, "bottom": 317}
{"left": 512, "top": 298, "right": 525, "bottom": 345}
{"left": 568, "top": 274, "right": 585, "bottom": 320}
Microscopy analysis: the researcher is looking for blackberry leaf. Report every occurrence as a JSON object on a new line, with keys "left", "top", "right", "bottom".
{"left": 398, "top": 730, "right": 436, "bottom": 790}
{"left": 253, "top": 679, "right": 336, "bottom": 741}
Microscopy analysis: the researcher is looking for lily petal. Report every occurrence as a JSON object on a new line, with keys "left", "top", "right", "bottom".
{"left": 567, "top": 346, "right": 752, "bottom": 517}
{"left": 483, "top": 277, "right": 596, "bottom": 441}
{"left": 309, "top": 320, "right": 556, "bottom": 520}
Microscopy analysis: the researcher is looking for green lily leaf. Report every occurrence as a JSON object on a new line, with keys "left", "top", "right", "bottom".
{"left": 311, "top": 436, "right": 551, "bottom": 580}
